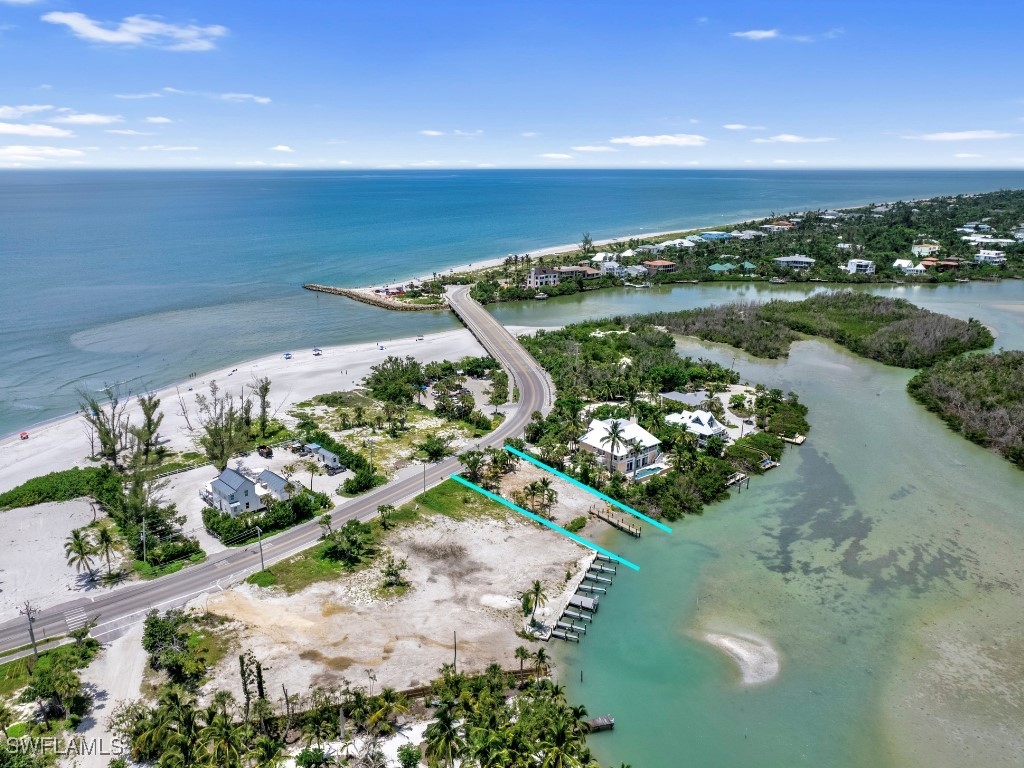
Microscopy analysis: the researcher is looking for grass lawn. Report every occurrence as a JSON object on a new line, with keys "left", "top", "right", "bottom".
{"left": 0, "top": 655, "right": 32, "bottom": 698}
{"left": 186, "top": 613, "right": 237, "bottom": 672}
{"left": 397, "top": 477, "right": 507, "bottom": 521}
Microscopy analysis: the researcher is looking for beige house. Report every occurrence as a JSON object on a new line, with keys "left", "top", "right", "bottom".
{"left": 579, "top": 418, "right": 661, "bottom": 475}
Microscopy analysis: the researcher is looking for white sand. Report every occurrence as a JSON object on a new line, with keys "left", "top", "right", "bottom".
{"left": 703, "top": 630, "right": 780, "bottom": 685}
{"left": 65, "top": 623, "right": 147, "bottom": 768}
{"left": 0, "top": 500, "right": 99, "bottom": 623}
{"left": 0, "top": 328, "right": 489, "bottom": 623}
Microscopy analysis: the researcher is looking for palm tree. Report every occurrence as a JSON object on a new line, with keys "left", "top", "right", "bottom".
{"left": 95, "top": 524, "right": 116, "bottom": 576}
{"left": 202, "top": 710, "right": 246, "bottom": 768}
{"left": 533, "top": 647, "right": 550, "bottom": 678}
{"left": 538, "top": 477, "right": 555, "bottom": 513}
{"left": 303, "top": 459, "right": 321, "bottom": 490}
{"left": 626, "top": 437, "right": 646, "bottom": 479}
{"left": 423, "top": 701, "right": 464, "bottom": 768}
{"left": 64, "top": 528, "right": 97, "bottom": 580}
{"left": 366, "top": 687, "right": 409, "bottom": 736}
{"left": 526, "top": 580, "right": 548, "bottom": 624}
{"left": 600, "top": 419, "right": 627, "bottom": 472}
{"left": 248, "top": 735, "right": 284, "bottom": 768}
{"left": 377, "top": 503, "right": 395, "bottom": 530}
{"left": 514, "top": 646, "right": 530, "bottom": 678}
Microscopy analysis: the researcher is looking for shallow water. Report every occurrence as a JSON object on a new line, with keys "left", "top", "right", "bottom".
{"left": 520, "top": 284, "right": 1024, "bottom": 767}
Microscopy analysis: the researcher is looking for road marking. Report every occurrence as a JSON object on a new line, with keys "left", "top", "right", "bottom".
{"left": 64, "top": 607, "right": 89, "bottom": 631}
{"left": 214, "top": 559, "right": 230, "bottom": 569}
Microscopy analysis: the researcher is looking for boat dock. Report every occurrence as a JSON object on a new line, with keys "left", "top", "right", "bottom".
{"left": 586, "top": 715, "right": 615, "bottom": 732}
{"left": 550, "top": 553, "right": 624, "bottom": 644}
{"left": 589, "top": 505, "right": 642, "bottom": 537}
{"left": 781, "top": 434, "right": 807, "bottom": 445}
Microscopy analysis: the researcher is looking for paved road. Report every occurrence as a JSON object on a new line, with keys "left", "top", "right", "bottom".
{"left": 0, "top": 286, "right": 553, "bottom": 657}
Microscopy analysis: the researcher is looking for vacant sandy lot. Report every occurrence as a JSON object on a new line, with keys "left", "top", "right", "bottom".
{"left": 200, "top": 510, "right": 590, "bottom": 700}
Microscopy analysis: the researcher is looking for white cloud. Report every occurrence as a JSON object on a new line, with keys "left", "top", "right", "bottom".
{"left": 907, "top": 129, "right": 1015, "bottom": 141}
{"left": 0, "top": 104, "right": 53, "bottom": 119}
{"left": 452, "top": 129, "right": 482, "bottom": 137}
{"left": 337, "top": 160, "right": 352, "bottom": 166}
{"left": 731, "top": 29, "right": 778, "bottom": 40}
{"left": 540, "top": 153, "right": 573, "bottom": 159}
{"left": 41, "top": 12, "right": 228, "bottom": 52}
{"left": 0, "top": 145, "right": 85, "bottom": 161}
{"left": 145, "top": 116, "right": 173, "bottom": 124}
{"left": 419, "top": 130, "right": 444, "bottom": 137}
{"left": 954, "top": 153, "right": 983, "bottom": 158}
{"left": 162, "top": 87, "right": 188, "bottom": 94}
{"left": 221, "top": 93, "right": 271, "bottom": 104}
{"left": 1, "top": 0, "right": 44, "bottom": 5}
{"left": 138, "top": 145, "right": 197, "bottom": 151}
{"left": 272, "top": 162, "right": 299, "bottom": 168}
{"left": 410, "top": 160, "right": 441, "bottom": 167}
{"left": 51, "top": 112, "right": 123, "bottom": 125}
{"left": 722, "top": 123, "right": 765, "bottom": 131}
{"left": 270, "top": 145, "right": 294, "bottom": 152}
{"left": 114, "top": 92, "right": 162, "bottom": 99}
{"left": 610, "top": 133, "right": 708, "bottom": 147}
{"left": 0, "top": 121, "right": 73, "bottom": 137}
{"left": 235, "top": 160, "right": 267, "bottom": 167}
{"left": 106, "top": 129, "right": 155, "bottom": 135}
{"left": 752, "top": 133, "right": 835, "bottom": 143}
{"left": 570, "top": 145, "right": 617, "bottom": 153}
{"left": 520, "top": 131, "right": 539, "bottom": 138}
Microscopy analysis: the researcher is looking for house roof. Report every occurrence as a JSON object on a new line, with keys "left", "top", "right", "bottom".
{"left": 665, "top": 409, "right": 727, "bottom": 437}
{"left": 708, "top": 263, "right": 733, "bottom": 272}
{"left": 662, "top": 391, "right": 707, "bottom": 407}
{"left": 314, "top": 446, "right": 338, "bottom": 460}
{"left": 258, "top": 469, "right": 290, "bottom": 495}
{"left": 580, "top": 418, "right": 661, "bottom": 457}
{"left": 774, "top": 255, "right": 816, "bottom": 264}
{"left": 643, "top": 259, "right": 676, "bottom": 266}
{"left": 893, "top": 259, "right": 915, "bottom": 268}
{"left": 211, "top": 467, "right": 252, "bottom": 498}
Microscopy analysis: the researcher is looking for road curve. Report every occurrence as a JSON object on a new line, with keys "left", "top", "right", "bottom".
{"left": 0, "top": 287, "right": 553, "bottom": 656}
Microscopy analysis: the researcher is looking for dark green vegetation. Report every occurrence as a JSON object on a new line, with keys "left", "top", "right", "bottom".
{"left": 105, "top": 654, "right": 605, "bottom": 768}
{"left": 1, "top": 633, "right": 98, "bottom": 741}
{"left": 302, "top": 430, "right": 386, "bottom": 495}
{"left": 202, "top": 490, "right": 330, "bottom": 545}
{"left": 649, "top": 292, "right": 994, "bottom": 368}
{"left": 459, "top": 189, "right": 1024, "bottom": 302}
{"left": 0, "top": 467, "right": 121, "bottom": 511}
{"left": 517, "top": 320, "right": 800, "bottom": 521}
{"left": 908, "top": 350, "right": 1024, "bottom": 466}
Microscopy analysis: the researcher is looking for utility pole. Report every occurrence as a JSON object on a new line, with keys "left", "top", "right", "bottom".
{"left": 19, "top": 601, "right": 39, "bottom": 659}
{"left": 141, "top": 518, "right": 147, "bottom": 564}
{"left": 255, "top": 526, "right": 266, "bottom": 572}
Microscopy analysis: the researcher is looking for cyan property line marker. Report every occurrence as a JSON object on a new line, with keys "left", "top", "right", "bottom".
{"left": 503, "top": 444, "right": 673, "bottom": 534}
{"left": 449, "top": 474, "right": 640, "bottom": 572}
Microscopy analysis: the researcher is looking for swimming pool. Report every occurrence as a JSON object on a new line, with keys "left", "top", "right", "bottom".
{"left": 633, "top": 466, "right": 665, "bottom": 480}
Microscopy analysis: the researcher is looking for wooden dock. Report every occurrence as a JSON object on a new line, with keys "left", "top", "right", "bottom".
{"left": 725, "top": 472, "right": 748, "bottom": 488}
{"left": 781, "top": 433, "right": 806, "bottom": 445}
{"left": 586, "top": 715, "right": 615, "bottom": 732}
{"left": 589, "top": 507, "right": 641, "bottom": 537}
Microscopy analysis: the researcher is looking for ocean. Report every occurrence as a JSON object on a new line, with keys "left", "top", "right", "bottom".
{"left": 3, "top": 170, "right": 1024, "bottom": 766}
{"left": 3, "top": 168, "right": 1024, "bottom": 435}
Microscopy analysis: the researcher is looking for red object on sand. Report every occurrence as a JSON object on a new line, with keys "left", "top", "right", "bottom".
{"left": 19, "top": 431, "right": 29, "bottom": 440}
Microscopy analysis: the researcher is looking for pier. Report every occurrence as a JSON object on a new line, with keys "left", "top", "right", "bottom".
{"left": 303, "top": 283, "right": 446, "bottom": 312}
{"left": 586, "top": 715, "right": 615, "bottom": 732}
{"left": 589, "top": 506, "right": 642, "bottom": 537}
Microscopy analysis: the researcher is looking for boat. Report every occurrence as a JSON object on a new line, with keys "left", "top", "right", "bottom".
{"left": 769, "top": 277, "right": 787, "bottom": 284}
{"left": 535, "top": 293, "right": 549, "bottom": 300}
{"left": 955, "top": 278, "right": 970, "bottom": 283}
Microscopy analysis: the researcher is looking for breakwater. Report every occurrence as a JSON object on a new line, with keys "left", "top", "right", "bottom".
{"left": 303, "top": 283, "right": 448, "bottom": 312}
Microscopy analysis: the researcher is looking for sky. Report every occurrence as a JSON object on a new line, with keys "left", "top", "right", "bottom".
{"left": 1, "top": 0, "right": 1023, "bottom": 169}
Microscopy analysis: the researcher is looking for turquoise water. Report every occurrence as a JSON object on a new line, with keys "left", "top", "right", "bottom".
{"left": 5, "top": 169, "right": 1024, "bottom": 434}
{"left": 3, "top": 169, "right": 1023, "bottom": 764}
{"left": 524, "top": 283, "right": 1024, "bottom": 767}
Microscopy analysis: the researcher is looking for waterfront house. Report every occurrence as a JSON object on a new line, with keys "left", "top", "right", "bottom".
{"left": 599, "top": 260, "right": 625, "bottom": 277}
{"left": 708, "top": 263, "right": 734, "bottom": 274}
{"left": 622, "top": 265, "right": 649, "bottom": 279}
{"left": 700, "top": 231, "right": 733, "bottom": 241}
{"left": 975, "top": 250, "right": 1007, "bottom": 265}
{"left": 911, "top": 242, "right": 942, "bottom": 258}
{"left": 579, "top": 418, "right": 661, "bottom": 476}
{"left": 642, "top": 259, "right": 678, "bottom": 275}
{"left": 209, "top": 467, "right": 263, "bottom": 517}
{"left": 773, "top": 254, "right": 816, "bottom": 270}
{"left": 846, "top": 259, "right": 876, "bottom": 275}
{"left": 257, "top": 469, "right": 293, "bottom": 502}
{"left": 526, "top": 267, "right": 560, "bottom": 289}
{"left": 665, "top": 410, "right": 729, "bottom": 445}
{"left": 740, "top": 261, "right": 758, "bottom": 273}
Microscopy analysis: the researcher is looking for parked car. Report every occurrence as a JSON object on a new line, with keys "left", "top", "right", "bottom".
{"left": 326, "top": 464, "right": 347, "bottom": 476}
{"left": 257, "top": 445, "right": 273, "bottom": 458}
